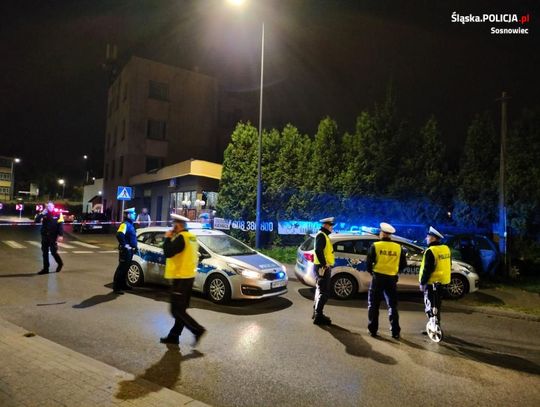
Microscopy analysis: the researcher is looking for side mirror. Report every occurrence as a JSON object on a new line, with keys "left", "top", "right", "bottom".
{"left": 199, "top": 252, "right": 210, "bottom": 260}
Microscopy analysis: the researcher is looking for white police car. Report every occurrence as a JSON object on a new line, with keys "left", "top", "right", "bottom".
{"left": 295, "top": 233, "right": 479, "bottom": 300}
{"left": 129, "top": 226, "right": 288, "bottom": 304}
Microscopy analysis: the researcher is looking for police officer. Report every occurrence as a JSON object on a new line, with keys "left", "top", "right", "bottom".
{"left": 419, "top": 227, "right": 451, "bottom": 331}
{"left": 35, "top": 201, "right": 64, "bottom": 274}
{"left": 113, "top": 207, "right": 138, "bottom": 294}
{"left": 312, "top": 217, "right": 335, "bottom": 325}
{"left": 366, "top": 222, "right": 407, "bottom": 339}
{"left": 160, "top": 214, "right": 206, "bottom": 346}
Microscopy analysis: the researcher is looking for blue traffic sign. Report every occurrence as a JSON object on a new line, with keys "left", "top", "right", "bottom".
{"left": 117, "top": 186, "right": 133, "bottom": 201}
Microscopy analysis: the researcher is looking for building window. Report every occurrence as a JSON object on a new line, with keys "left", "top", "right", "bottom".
{"left": 149, "top": 80, "right": 169, "bottom": 101}
{"left": 0, "top": 187, "right": 10, "bottom": 195}
{"left": 145, "top": 156, "right": 163, "bottom": 172}
{"left": 119, "top": 156, "right": 124, "bottom": 177}
{"left": 0, "top": 172, "right": 11, "bottom": 181}
{"left": 104, "top": 163, "right": 109, "bottom": 181}
{"left": 111, "top": 160, "right": 115, "bottom": 180}
{"left": 146, "top": 119, "right": 167, "bottom": 140}
{"left": 121, "top": 120, "right": 126, "bottom": 141}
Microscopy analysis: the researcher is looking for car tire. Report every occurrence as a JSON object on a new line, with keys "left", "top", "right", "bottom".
{"left": 331, "top": 273, "right": 357, "bottom": 300}
{"left": 127, "top": 262, "right": 144, "bottom": 287}
{"left": 445, "top": 274, "right": 469, "bottom": 299}
{"left": 206, "top": 274, "right": 231, "bottom": 304}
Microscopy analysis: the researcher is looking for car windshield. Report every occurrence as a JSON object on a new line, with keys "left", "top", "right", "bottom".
{"left": 198, "top": 235, "right": 256, "bottom": 256}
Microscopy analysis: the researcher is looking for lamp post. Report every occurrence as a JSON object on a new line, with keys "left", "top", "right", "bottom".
{"left": 10, "top": 158, "right": 21, "bottom": 201}
{"left": 83, "top": 155, "right": 89, "bottom": 184}
{"left": 228, "top": 0, "right": 264, "bottom": 248}
{"left": 58, "top": 179, "right": 65, "bottom": 199}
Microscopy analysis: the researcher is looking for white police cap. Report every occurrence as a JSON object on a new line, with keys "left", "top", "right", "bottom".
{"left": 428, "top": 226, "right": 444, "bottom": 239}
{"left": 380, "top": 222, "right": 396, "bottom": 234}
{"left": 171, "top": 213, "right": 190, "bottom": 222}
{"left": 319, "top": 217, "right": 335, "bottom": 225}
{"left": 123, "top": 207, "right": 136, "bottom": 213}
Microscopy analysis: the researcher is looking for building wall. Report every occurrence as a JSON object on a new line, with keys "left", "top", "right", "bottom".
{"left": 102, "top": 57, "right": 219, "bottom": 220}
{"left": 0, "top": 162, "right": 13, "bottom": 201}
{"left": 82, "top": 178, "right": 104, "bottom": 213}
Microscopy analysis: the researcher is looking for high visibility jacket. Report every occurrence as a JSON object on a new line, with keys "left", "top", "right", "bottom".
{"left": 165, "top": 231, "right": 198, "bottom": 279}
{"left": 314, "top": 231, "right": 335, "bottom": 266}
{"left": 419, "top": 244, "right": 451, "bottom": 284}
{"left": 372, "top": 240, "right": 401, "bottom": 276}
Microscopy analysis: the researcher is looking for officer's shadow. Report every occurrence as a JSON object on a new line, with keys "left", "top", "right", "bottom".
{"left": 72, "top": 291, "right": 121, "bottom": 308}
{"left": 320, "top": 324, "right": 397, "bottom": 365}
{"left": 116, "top": 345, "right": 204, "bottom": 400}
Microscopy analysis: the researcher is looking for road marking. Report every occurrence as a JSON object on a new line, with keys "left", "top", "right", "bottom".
{"left": 99, "top": 250, "right": 117, "bottom": 254}
{"left": 57, "top": 242, "right": 75, "bottom": 249}
{"left": 71, "top": 241, "right": 100, "bottom": 249}
{"left": 58, "top": 251, "right": 67, "bottom": 254}
{"left": 3, "top": 241, "right": 25, "bottom": 249}
{"left": 72, "top": 251, "right": 93, "bottom": 254}
{"left": 26, "top": 241, "right": 42, "bottom": 247}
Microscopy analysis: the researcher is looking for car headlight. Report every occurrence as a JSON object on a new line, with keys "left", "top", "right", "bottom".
{"left": 459, "top": 267, "right": 471, "bottom": 275}
{"left": 228, "top": 263, "right": 261, "bottom": 279}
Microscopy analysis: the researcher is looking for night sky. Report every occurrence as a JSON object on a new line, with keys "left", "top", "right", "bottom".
{"left": 1, "top": 0, "right": 538, "bottom": 189}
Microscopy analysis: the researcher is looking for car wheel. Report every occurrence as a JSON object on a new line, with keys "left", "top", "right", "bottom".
{"left": 331, "top": 274, "right": 357, "bottom": 300}
{"left": 206, "top": 274, "right": 231, "bottom": 304}
{"left": 127, "top": 262, "right": 144, "bottom": 287}
{"left": 445, "top": 274, "right": 469, "bottom": 299}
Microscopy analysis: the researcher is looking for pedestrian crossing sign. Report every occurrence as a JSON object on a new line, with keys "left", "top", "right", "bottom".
{"left": 117, "top": 186, "right": 133, "bottom": 201}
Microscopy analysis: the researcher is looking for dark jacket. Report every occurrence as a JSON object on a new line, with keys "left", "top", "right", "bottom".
{"left": 163, "top": 233, "right": 185, "bottom": 258}
{"left": 35, "top": 211, "right": 64, "bottom": 239}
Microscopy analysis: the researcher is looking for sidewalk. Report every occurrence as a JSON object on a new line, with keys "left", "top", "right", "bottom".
{"left": 0, "top": 318, "right": 210, "bottom": 407}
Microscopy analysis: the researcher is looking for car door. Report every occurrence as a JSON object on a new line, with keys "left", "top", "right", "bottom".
{"left": 399, "top": 243, "right": 424, "bottom": 290}
{"left": 148, "top": 232, "right": 167, "bottom": 280}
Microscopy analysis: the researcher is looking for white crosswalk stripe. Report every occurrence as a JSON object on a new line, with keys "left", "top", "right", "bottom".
{"left": 72, "top": 251, "right": 93, "bottom": 254}
{"left": 3, "top": 241, "right": 25, "bottom": 249}
{"left": 26, "top": 241, "right": 42, "bottom": 248}
{"left": 57, "top": 242, "right": 76, "bottom": 249}
{"left": 70, "top": 241, "right": 100, "bottom": 249}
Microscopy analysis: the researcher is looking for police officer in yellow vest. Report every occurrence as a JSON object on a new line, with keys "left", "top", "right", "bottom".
{"left": 160, "top": 214, "right": 206, "bottom": 346}
{"left": 312, "top": 217, "right": 336, "bottom": 325}
{"left": 419, "top": 226, "right": 451, "bottom": 328}
{"left": 366, "top": 222, "right": 407, "bottom": 339}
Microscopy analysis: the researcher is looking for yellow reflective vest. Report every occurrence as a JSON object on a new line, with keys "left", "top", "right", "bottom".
{"left": 164, "top": 231, "right": 199, "bottom": 279}
{"left": 314, "top": 231, "right": 335, "bottom": 266}
{"left": 372, "top": 240, "right": 401, "bottom": 276}
{"left": 419, "top": 244, "right": 451, "bottom": 284}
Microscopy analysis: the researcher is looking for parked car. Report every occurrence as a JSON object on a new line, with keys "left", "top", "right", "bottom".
{"left": 295, "top": 233, "right": 480, "bottom": 300}
{"left": 73, "top": 213, "right": 111, "bottom": 233}
{"left": 130, "top": 227, "right": 288, "bottom": 304}
{"left": 444, "top": 234, "right": 500, "bottom": 277}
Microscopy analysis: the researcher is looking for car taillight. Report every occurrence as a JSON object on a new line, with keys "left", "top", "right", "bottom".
{"left": 303, "top": 252, "right": 314, "bottom": 262}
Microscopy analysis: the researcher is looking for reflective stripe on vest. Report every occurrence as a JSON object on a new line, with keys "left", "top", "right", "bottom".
{"left": 165, "top": 231, "right": 199, "bottom": 279}
{"left": 372, "top": 240, "right": 401, "bottom": 276}
{"left": 314, "top": 232, "right": 335, "bottom": 266}
{"left": 419, "top": 245, "right": 451, "bottom": 284}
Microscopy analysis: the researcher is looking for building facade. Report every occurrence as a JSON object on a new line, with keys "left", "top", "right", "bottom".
{"left": 102, "top": 56, "right": 220, "bottom": 220}
{"left": 0, "top": 156, "right": 16, "bottom": 201}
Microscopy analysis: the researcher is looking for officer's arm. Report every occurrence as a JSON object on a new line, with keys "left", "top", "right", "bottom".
{"left": 34, "top": 213, "right": 44, "bottom": 223}
{"left": 398, "top": 247, "right": 407, "bottom": 272}
{"left": 366, "top": 244, "right": 376, "bottom": 274}
{"left": 57, "top": 214, "right": 64, "bottom": 237}
{"left": 116, "top": 223, "right": 128, "bottom": 246}
{"left": 163, "top": 235, "right": 185, "bottom": 258}
{"left": 314, "top": 233, "right": 327, "bottom": 267}
{"left": 420, "top": 249, "right": 435, "bottom": 284}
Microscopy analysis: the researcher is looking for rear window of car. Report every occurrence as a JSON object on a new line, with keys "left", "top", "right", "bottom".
{"left": 300, "top": 237, "right": 314, "bottom": 251}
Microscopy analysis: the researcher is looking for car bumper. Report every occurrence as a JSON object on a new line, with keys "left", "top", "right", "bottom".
{"left": 467, "top": 273, "right": 480, "bottom": 293}
{"left": 230, "top": 275, "right": 288, "bottom": 300}
{"left": 294, "top": 261, "right": 316, "bottom": 287}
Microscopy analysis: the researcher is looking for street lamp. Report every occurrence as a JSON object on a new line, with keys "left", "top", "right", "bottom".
{"left": 83, "top": 154, "right": 89, "bottom": 184}
{"left": 10, "top": 158, "right": 21, "bottom": 201}
{"left": 58, "top": 179, "right": 65, "bottom": 199}
{"left": 228, "top": 0, "right": 265, "bottom": 248}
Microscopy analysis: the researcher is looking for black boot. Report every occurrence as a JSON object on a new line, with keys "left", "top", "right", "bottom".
{"left": 37, "top": 269, "right": 49, "bottom": 275}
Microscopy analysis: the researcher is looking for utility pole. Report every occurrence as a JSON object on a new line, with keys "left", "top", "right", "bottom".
{"left": 496, "top": 91, "right": 510, "bottom": 274}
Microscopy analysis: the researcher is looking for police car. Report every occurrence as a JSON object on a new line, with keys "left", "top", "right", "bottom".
{"left": 129, "top": 226, "right": 288, "bottom": 304}
{"left": 295, "top": 233, "right": 479, "bottom": 300}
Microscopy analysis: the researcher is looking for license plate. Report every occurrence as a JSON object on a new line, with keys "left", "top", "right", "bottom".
{"left": 272, "top": 280, "right": 287, "bottom": 289}
{"left": 92, "top": 225, "right": 103, "bottom": 229}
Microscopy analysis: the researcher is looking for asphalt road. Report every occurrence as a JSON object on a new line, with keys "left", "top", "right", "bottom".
{"left": 1, "top": 225, "right": 539, "bottom": 407}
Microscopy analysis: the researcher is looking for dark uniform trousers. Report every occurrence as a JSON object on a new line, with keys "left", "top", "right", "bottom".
{"left": 314, "top": 266, "right": 331, "bottom": 315}
{"left": 368, "top": 273, "right": 400, "bottom": 335}
{"left": 423, "top": 283, "right": 443, "bottom": 323}
{"left": 41, "top": 238, "right": 63, "bottom": 271}
{"left": 113, "top": 247, "right": 133, "bottom": 291}
{"left": 168, "top": 278, "right": 205, "bottom": 338}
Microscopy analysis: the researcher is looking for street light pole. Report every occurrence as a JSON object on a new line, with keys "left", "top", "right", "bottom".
{"left": 9, "top": 158, "right": 20, "bottom": 201}
{"left": 255, "top": 22, "right": 264, "bottom": 249}
{"left": 497, "top": 91, "right": 511, "bottom": 273}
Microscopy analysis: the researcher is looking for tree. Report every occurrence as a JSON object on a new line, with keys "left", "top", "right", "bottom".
{"left": 454, "top": 112, "right": 499, "bottom": 227}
